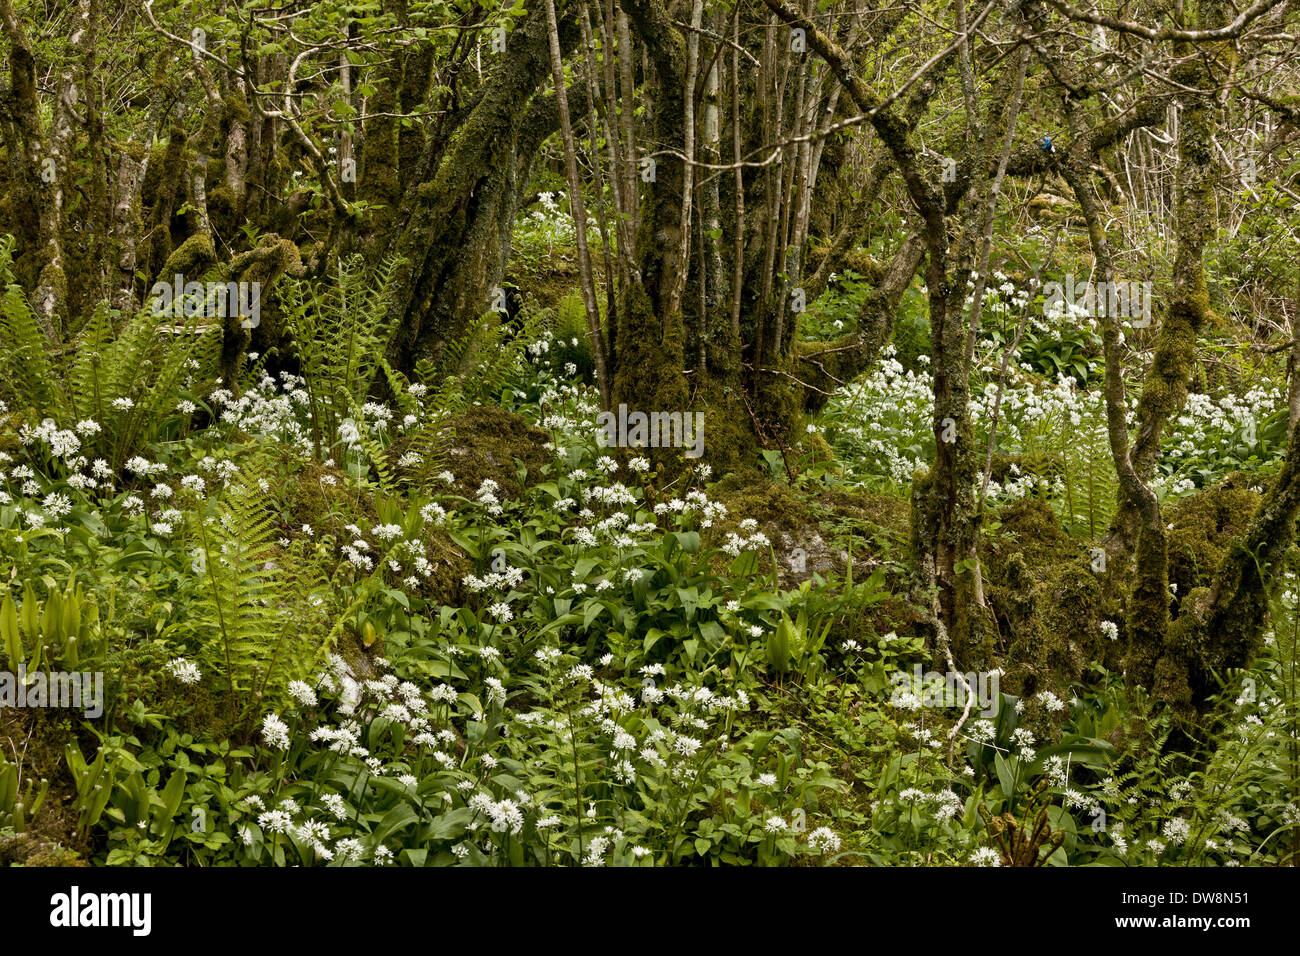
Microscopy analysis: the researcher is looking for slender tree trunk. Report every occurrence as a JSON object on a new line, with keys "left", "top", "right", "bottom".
{"left": 544, "top": 0, "right": 611, "bottom": 406}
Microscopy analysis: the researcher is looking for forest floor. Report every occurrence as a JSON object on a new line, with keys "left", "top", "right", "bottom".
{"left": 2, "top": 239, "right": 1298, "bottom": 867}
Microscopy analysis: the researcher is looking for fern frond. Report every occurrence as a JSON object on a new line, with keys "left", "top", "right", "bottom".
{"left": 1059, "top": 401, "right": 1117, "bottom": 538}
{"left": 190, "top": 477, "right": 285, "bottom": 702}
{"left": 183, "top": 471, "right": 326, "bottom": 717}
{"left": 0, "top": 265, "right": 62, "bottom": 415}
{"left": 284, "top": 253, "right": 407, "bottom": 460}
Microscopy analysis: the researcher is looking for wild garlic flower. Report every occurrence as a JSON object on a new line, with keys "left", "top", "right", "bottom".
{"left": 166, "top": 658, "right": 202, "bottom": 685}
{"left": 261, "top": 713, "right": 291, "bottom": 751}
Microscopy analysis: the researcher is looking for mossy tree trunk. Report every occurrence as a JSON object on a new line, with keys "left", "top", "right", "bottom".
{"left": 764, "top": 0, "right": 991, "bottom": 657}
{"left": 609, "top": 0, "right": 691, "bottom": 432}
{"left": 1053, "top": 1, "right": 1289, "bottom": 715}
{"left": 598, "top": 0, "right": 928, "bottom": 477}
{"left": 0, "top": 0, "right": 63, "bottom": 339}
{"left": 1104, "top": 45, "right": 1221, "bottom": 578}
{"left": 381, "top": 2, "right": 583, "bottom": 373}
{"left": 1174, "top": 292, "right": 1300, "bottom": 708}
{"left": 1109, "top": 3, "right": 1226, "bottom": 701}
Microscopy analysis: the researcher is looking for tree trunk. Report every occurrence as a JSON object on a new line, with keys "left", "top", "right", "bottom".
{"left": 383, "top": 2, "right": 582, "bottom": 373}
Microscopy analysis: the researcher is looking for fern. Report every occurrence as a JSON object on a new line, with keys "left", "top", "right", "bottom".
{"left": 1057, "top": 402, "right": 1118, "bottom": 538}
{"left": 189, "top": 476, "right": 328, "bottom": 714}
{"left": 283, "top": 254, "right": 405, "bottom": 460}
{"left": 355, "top": 419, "right": 397, "bottom": 493}
{"left": 281, "top": 256, "right": 545, "bottom": 493}
{"left": 432, "top": 305, "right": 545, "bottom": 406}
{"left": 0, "top": 237, "right": 60, "bottom": 414}
{"left": 0, "top": 235, "right": 221, "bottom": 465}
{"left": 1019, "top": 395, "right": 1118, "bottom": 539}
{"left": 396, "top": 306, "right": 546, "bottom": 490}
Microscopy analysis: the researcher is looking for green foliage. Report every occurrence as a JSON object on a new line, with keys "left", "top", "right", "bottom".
{"left": 1014, "top": 325, "right": 1101, "bottom": 387}
{"left": 281, "top": 253, "right": 406, "bottom": 462}
{"left": 187, "top": 475, "right": 330, "bottom": 711}
{"left": 1021, "top": 400, "right": 1117, "bottom": 538}
{"left": 0, "top": 576, "right": 103, "bottom": 673}
{"left": 0, "top": 750, "right": 48, "bottom": 835}
{"left": 0, "top": 235, "right": 221, "bottom": 467}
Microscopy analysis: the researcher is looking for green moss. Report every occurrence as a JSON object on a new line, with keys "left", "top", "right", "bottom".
{"left": 1155, "top": 603, "right": 1200, "bottom": 724}
{"left": 984, "top": 499, "right": 1109, "bottom": 693}
{"left": 1123, "top": 522, "right": 1170, "bottom": 689}
{"left": 709, "top": 475, "right": 911, "bottom": 589}
{"left": 1041, "top": 561, "right": 1108, "bottom": 671}
{"left": 505, "top": 262, "right": 581, "bottom": 313}
{"left": 797, "top": 430, "right": 838, "bottom": 472}
{"left": 438, "top": 405, "right": 553, "bottom": 502}
{"left": 0, "top": 831, "right": 85, "bottom": 866}
{"left": 712, "top": 474, "right": 820, "bottom": 540}
{"left": 279, "top": 456, "right": 376, "bottom": 542}
{"left": 694, "top": 379, "right": 762, "bottom": 478}
{"left": 998, "top": 552, "right": 1046, "bottom": 696}
{"left": 145, "top": 129, "right": 187, "bottom": 277}
{"left": 752, "top": 368, "right": 802, "bottom": 450}
{"left": 1116, "top": 478, "right": 1267, "bottom": 716}
{"left": 222, "top": 235, "right": 305, "bottom": 379}
{"left": 158, "top": 233, "right": 217, "bottom": 280}
{"left": 139, "top": 141, "right": 172, "bottom": 214}
{"left": 613, "top": 280, "right": 688, "bottom": 405}
{"left": 34, "top": 258, "right": 68, "bottom": 334}
{"left": 208, "top": 183, "right": 237, "bottom": 228}
{"left": 985, "top": 498, "right": 1073, "bottom": 570}
{"left": 222, "top": 93, "right": 251, "bottom": 128}
{"left": 1164, "top": 476, "right": 1260, "bottom": 601}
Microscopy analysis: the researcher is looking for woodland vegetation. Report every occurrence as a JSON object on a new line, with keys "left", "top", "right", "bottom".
{"left": 1, "top": 0, "right": 1300, "bottom": 867}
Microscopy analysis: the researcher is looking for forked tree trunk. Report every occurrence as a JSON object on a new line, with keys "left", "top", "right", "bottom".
{"left": 382, "top": 3, "right": 582, "bottom": 373}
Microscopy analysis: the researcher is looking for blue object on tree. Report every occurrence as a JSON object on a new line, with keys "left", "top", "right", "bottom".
{"left": 1040, "top": 136, "right": 1056, "bottom": 153}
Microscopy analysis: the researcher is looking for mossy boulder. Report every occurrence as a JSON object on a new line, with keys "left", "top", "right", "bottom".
{"left": 440, "top": 404, "right": 553, "bottom": 502}
{"left": 710, "top": 476, "right": 909, "bottom": 586}
{"left": 506, "top": 253, "right": 580, "bottom": 313}
{"left": 984, "top": 498, "right": 1075, "bottom": 571}
{"left": 0, "top": 831, "right": 85, "bottom": 866}
{"left": 710, "top": 475, "right": 837, "bottom": 584}
{"left": 709, "top": 476, "right": 919, "bottom": 643}
{"left": 984, "top": 499, "right": 1110, "bottom": 695}
{"left": 279, "top": 457, "right": 376, "bottom": 539}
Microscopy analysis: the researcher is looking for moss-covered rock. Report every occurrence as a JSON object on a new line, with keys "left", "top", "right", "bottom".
{"left": 0, "top": 831, "right": 85, "bottom": 866}
{"left": 983, "top": 499, "right": 1110, "bottom": 695}
{"left": 707, "top": 475, "right": 921, "bottom": 646}
{"left": 440, "top": 404, "right": 553, "bottom": 502}
{"left": 710, "top": 475, "right": 909, "bottom": 586}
